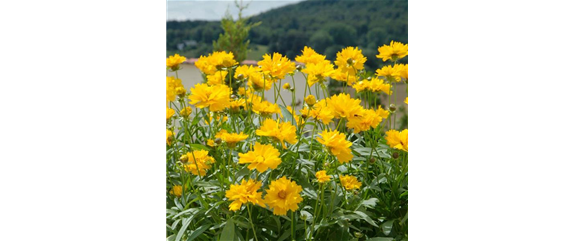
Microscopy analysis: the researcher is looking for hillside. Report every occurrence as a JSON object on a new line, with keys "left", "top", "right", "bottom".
{"left": 166, "top": 0, "right": 407, "bottom": 71}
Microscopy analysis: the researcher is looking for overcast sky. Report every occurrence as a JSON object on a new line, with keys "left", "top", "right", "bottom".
{"left": 167, "top": 0, "right": 304, "bottom": 21}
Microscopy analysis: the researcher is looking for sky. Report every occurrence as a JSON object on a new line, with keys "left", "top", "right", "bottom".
{"left": 167, "top": 0, "right": 304, "bottom": 21}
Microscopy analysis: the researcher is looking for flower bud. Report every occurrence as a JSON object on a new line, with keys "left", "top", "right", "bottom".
{"left": 214, "top": 138, "right": 222, "bottom": 145}
{"left": 367, "top": 76, "right": 372, "bottom": 81}
{"left": 354, "top": 232, "right": 364, "bottom": 238}
{"left": 301, "top": 113, "right": 308, "bottom": 119}
{"left": 304, "top": 95, "right": 316, "bottom": 106}
{"left": 392, "top": 152, "right": 399, "bottom": 159}
{"left": 389, "top": 104, "right": 397, "bottom": 112}
{"left": 176, "top": 87, "right": 186, "bottom": 97}
{"left": 296, "top": 65, "right": 303, "bottom": 71}
{"left": 369, "top": 157, "right": 376, "bottom": 164}
{"left": 179, "top": 155, "right": 188, "bottom": 163}
{"left": 282, "top": 83, "right": 291, "bottom": 90}
{"left": 236, "top": 73, "right": 244, "bottom": 80}
{"left": 230, "top": 94, "right": 237, "bottom": 100}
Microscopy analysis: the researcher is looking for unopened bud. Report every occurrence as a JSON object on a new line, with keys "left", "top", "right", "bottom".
{"left": 367, "top": 76, "right": 372, "bottom": 81}
{"left": 301, "top": 113, "right": 308, "bottom": 119}
{"left": 282, "top": 83, "right": 291, "bottom": 90}
{"left": 179, "top": 155, "right": 188, "bottom": 163}
{"left": 389, "top": 104, "right": 397, "bottom": 112}
{"left": 296, "top": 65, "right": 302, "bottom": 71}
{"left": 369, "top": 157, "right": 376, "bottom": 164}
{"left": 393, "top": 152, "right": 399, "bottom": 159}
{"left": 214, "top": 138, "right": 222, "bottom": 145}
{"left": 354, "top": 232, "right": 364, "bottom": 238}
{"left": 304, "top": 95, "right": 316, "bottom": 106}
{"left": 230, "top": 94, "right": 237, "bottom": 100}
{"left": 237, "top": 74, "right": 244, "bottom": 80}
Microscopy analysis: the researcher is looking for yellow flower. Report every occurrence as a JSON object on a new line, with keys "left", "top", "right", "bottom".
{"left": 385, "top": 129, "right": 408, "bottom": 152}
{"left": 304, "top": 99, "right": 334, "bottom": 124}
{"left": 317, "top": 130, "right": 353, "bottom": 163}
{"left": 195, "top": 51, "right": 238, "bottom": 75}
{"left": 315, "top": 170, "right": 331, "bottom": 183}
{"left": 207, "top": 139, "right": 215, "bottom": 147}
{"left": 376, "top": 41, "right": 408, "bottom": 62}
{"left": 376, "top": 106, "right": 390, "bottom": 119}
{"left": 166, "top": 54, "right": 186, "bottom": 70}
{"left": 375, "top": 65, "right": 401, "bottom": 82}
{"left": 225, "top": 179, "right": 265, "bottom": 211}
{"left": 258, "top": 53, "right": 296, "bottom": 80}
{"left": 166, "top": 129, "right": 174, "bottom": 145}
{"left": 304, "top": 95, "right": 316, "bottom": 106}
{"left": 393, "top": 63, "right": 408, "bottom": 80}
{"left": 183, "top": 150, "right": 214, "bottom": 176}
{"left": 229, "top": 98, "right": 246, "bottom": 112}
{"left": 237, "top": 87, "right": 246, "bottom": 96}
{"left": 167, "top": 107, "right": 175, "bottom": 120}
{"left": 295, "top": 46, "right": 325, "bottom": 65}
{"left": 352, "top": 80, "right": 370, "bottom": 93}
{"left": 256, "top": 119, "right": 298, "bottom": 148}
{"left": 238, "top": 142, "right": 282, "bottom": 173}
{"left": 170, "top": 185, "right": 183, "bottom": 197}
{"left": 330, "top": 68, "right": 358, "bottom": 85}
{"left": 369, "top": 78, "right": 392, "bottom": 95}
{"left": 188, "top": 83, "right": 231, "bottom": 112}
{"left": 346, "top": 108, "right": 383, "bottom": 133}
{"left": 282, "top": 83, "right": 291, "bottom": 90}
{"left": 264, "top": 176, "right": 303, "bottom": 216}
{"left": 404, "top": 97, "right": 408, "bottom": 104}
{"left": 251, "top": 98, "right": 282, "bottom": 117}
{"left": 166, "top": 77, "right": 184, "bottom": 102}
{"left": 195, "top": 55, "right": 217, "bottom": 75}
{"left": 179, "top": 106, "right": 192, "bottom": 117}
{"left": 206, "top": 70, "right": 228, "bottom": 86}
{"left": 215, "top": 129, "right": 248, "bottom": 148}
{"left": 327, "top": 93, "right": 363, "bottom": 120}
{"left": 334, "top": 47, "right": 367, "bottom": 75}
{"left": 302, "top": 59, "right": 335, "bottom": 86}
{"left": 339, "top": 175, "right": 362, "bottom": 190}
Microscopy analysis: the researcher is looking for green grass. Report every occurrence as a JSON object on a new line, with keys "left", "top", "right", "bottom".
{"left": 246, "top": 44, "right": 268, "bottom": 61}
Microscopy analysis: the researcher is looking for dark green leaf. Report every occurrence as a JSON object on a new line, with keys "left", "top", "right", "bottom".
{"left": 187, "top": 225, "right": 210, "bottom": 241}
{"left": 220, "top": 220, "right": 235, "bottom": 241}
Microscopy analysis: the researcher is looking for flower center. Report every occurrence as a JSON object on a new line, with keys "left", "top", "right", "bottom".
{"left": 278, "top": 190, "right": 287, "bottom": 199}
{"left": 254, "top": 156, "right": 265, "bottom": 163}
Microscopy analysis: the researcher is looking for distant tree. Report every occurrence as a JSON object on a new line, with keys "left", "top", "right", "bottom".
{"left": 326, "top": 24, "right": 357, "bottom": 46}
{"left": 213, "top": 0, "right": 261, "bottom": 63}
{"left": 309, "top": 30, "right": 334, "bottom": 53}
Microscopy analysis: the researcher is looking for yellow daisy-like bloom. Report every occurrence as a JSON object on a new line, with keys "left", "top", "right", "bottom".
{"left": 258, "top": 53, "right": 296, "bottom": 80}
{"left": 339, "top": 175, "right": 362, "bottom": 190}
{"left": 304, "top": 95, "right": 316, "bottom": 106}
{"left": 206, "top": 70, "right": 228, "bottom": 86}
{"left": 346, "top": 108, "right": 383, "bottom": 133}
{"left": 405, "top": 97, "right": 408, "bottom": 104}
{"left": 376, "top": 65, "right": 401, "bottom": 82}
{"left": 376, "top": 106, "right": 390, "bottom": 119}
{"left": 167, "top": 107, "right": 175, "bottom": 120}
{"left": 207, "top": 139, "right": 215, "bottom": 147}
{"left": 166, "top": 76, "right": 184, "bottom": 102}
{"left": 327, "top": 93, "right": 363, "bottom": 120}
{"left": 215, "top": 129, "right": 248, "bottom": 148}
{"left": 376, "top": 41, "right": 408, "bottom": 62}
{"left": 334, "top": 47, "right": 367, "bottom": 75}
{"left": 330, "top": 68, "right": 358, "bottom": 85}
{"left": 195, "top": 51, "right": 238, "bottom": 75}
{"left": 282, "top": 83, "right": 291, "bottom": 90}
{"left": 302, "top": 99, "right": 335, "bottom": 124}
{"left": 179, "top": 106, "right": 192, "bottom": 117}
{"left": 352, "top": 80, "right": 370, "bottom": 93}
{"left": 295, "top": 46, "right": 325, "bottom": 65}
{"left": 393, "top": 63, "right": 408, "bottom": 81}
{"left": 238, "top": 142, "right": 282, "bottom": 173}
{"left": 188, "top": 83, "right": 231, "bottom": 112}
{"left": 264, "top": 176, "right": 303, "bottom": 216}
{"left": 225, "top": 179, "right": 265, "bottom": 211}
{"left": 302, "top": 59, "right": 335, "bottom": 87}
{"left": 251, "top": 98, "right": 282, "bottom": 117}
{"left": 195, "top": 55, "right": 217, "bottom": 75}
{"left": 256, "top": 119, "right": 298, "bottom": 148}
{"left": 166, "top": 129, "right": 174, "bottom": 145}
{"left": 369, "top": 78, "right": 392, "bottom": 95}
{"left": 229, "top": 98, "right": 246, "bottom": 112}
{"left": 166, "top": 54, "right": 186, "bottom": 70}
{"left": 237, "top": 87, "right": 246, "bottom": 96}
{"left": 315, "top": 170, "right": 331, "bottom": 183}
{"left": 317, "top": 130, "right": 353, "bottom": 163}
{"left": 183, "top": 150, "right": 214, "bottom": 176}
{"left": 170, "top": 185, "right": 183, "bottom": 197}
{"left": 385, "top": 129, "right": 408, "bottom": 152}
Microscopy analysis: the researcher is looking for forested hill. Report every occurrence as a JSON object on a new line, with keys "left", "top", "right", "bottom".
{"left": 167, "top": 0, "right": 407, "bottom": 70}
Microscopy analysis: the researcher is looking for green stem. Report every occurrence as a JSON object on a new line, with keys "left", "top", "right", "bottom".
{"left": 247, "top": 204, "right": 259, "bottom": 241}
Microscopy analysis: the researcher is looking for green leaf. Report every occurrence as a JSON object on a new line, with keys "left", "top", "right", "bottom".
{"left": 220, "top": 220, "right": 236, "bottom": 241}
{"left": 382, "top": 220, "right": 394, "bottom": 236}
{"left": 176, "top": 217, "right": 192, "bottom": 241}
{"left": 189, "top": 144, "right": 209, "bottom": 151}
{"left": 300, "top": 210, "right": 313, "bottom": 223}
{"left": 187, "top": 225, "right": 210, "bottom": 241}
{"left": 360, "top": 198, "right": 379, "bottom": 209}
{"left": 279, "top": 105, "right": 296, "bottom": 127}
{"left": 167, "top": 235, "right": 176, "bottom": 241}
{"left": 353, "top": 211, "right": 378, "bottom": 227}
{"left": 368, "top": 238, "right": 394, "bottom": 241}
